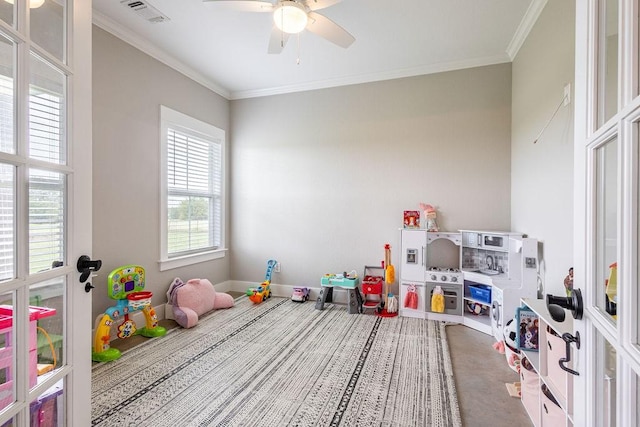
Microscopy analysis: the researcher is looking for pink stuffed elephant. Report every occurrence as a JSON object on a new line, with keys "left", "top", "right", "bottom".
{"left": 166, "top": 278, "right": 234, "bottom": 328}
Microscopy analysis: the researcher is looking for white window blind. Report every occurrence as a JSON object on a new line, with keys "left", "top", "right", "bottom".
{"left": 28, "top": 58, "right": 65, "bottom": 274}
{"left": 0, "top": 72, "right": 13, "bottom": 280}
{"left": 0, "top": 164, "right": 13, "bottom": 281}
{"left": 29, "top": 89, "right": 63, "bottom": 164}
{"left": 161, "top": 106, "right": 224, "bottom": 266}
{"left": 0, "top": 65, "right": 65, "bottom": 278}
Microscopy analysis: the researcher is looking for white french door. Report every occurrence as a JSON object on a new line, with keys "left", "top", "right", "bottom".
{"left": 0, "top": 0, "right": 92, "bottom": 426}
{"left": 574, "top": 0, "right": 640, "bottom": 425}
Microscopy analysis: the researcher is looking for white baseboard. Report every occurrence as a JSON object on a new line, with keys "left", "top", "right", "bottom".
{"left": 91, "top": 281, "right": 355, "bottom": 345}
{"left": 230, "top": 280, "right": 351, "bottom": 304}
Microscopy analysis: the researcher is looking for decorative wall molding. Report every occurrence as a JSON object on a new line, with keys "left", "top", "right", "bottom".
{"left": 506, "top": 0, "right": 549, "bottom": 60}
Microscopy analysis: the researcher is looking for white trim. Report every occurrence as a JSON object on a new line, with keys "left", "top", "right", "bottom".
{"left": 229, "top": 280, "right": 354, "bottom": 304}
{"left": 92, "top": 10, "right": 231, "bottom": 100}
{"left": 230, "top": 54, "right": 512, "bottom": 100}
{"left": 158, "top": 248, "right": 227, "bottom": 272}
{"left": 159, "top": 105, "right": 226, "bottom": 271}
{"left": 92, "top": 8, "right": 515, "bottom": 101}
{"left": 506, "top": 0, "right": 549, "bottom": 60}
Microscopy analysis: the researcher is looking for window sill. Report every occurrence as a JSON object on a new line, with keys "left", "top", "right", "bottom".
{"left": 159, "top": 248, "right": 227, "bottom": 271}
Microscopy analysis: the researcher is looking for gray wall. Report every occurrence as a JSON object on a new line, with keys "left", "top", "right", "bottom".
{"left": 511, "top": 0, "right": 575, "bottom": 297}
{"left": 91, "top": 2, "right": 575, "bottom": 317}
{"left": 92, "top": 27, "right": 230, "bottom": 322}
{"left": 229, "top": 64, "right": 513, "bottom": 291}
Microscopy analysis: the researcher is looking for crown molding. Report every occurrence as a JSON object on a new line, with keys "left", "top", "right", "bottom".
{"left": 506, "top": 0, "right": 548, "bottom": 60}
{"left": 92, "top": 10, "right": 232, "bottom": 100}
{"left": 229, "top": 54, "right": 512, "bottom": 100}
{"left": 93, "top": 7, "right": 529, "bottom": 102}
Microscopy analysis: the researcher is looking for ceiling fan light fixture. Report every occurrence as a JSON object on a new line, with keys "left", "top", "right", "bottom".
{"left": 273, "top": 2, "right": 308, "bottom": 34}
{"left": 4, "top": 0, "right": 45, "bottom": 8}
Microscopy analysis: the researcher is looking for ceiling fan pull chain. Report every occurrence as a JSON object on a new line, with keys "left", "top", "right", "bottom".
{"left": 296, "top": 33, "right": 301, "bottom": 65}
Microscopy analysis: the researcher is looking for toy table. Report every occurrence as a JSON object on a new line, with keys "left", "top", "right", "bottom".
{"left": 315, "top": 275, "right": 363, "bottom": 314}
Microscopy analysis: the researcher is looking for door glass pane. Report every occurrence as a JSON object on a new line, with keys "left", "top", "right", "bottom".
{"left": 0, "top": 292, "right": 15, "bottom": 412}
{"left": 0, "top": 2, "right": 12, "bottom": 28}
{"left": 29, "top": 53, "right": 65, "bottom": 165}
{"left": 28, "top": 169, "right": 64, "bottom": 274}
{"left": 598, "top": 0, "right": 619, "bottom": 126}
{"left": 595, "top": 137, "right": 618, "bottom": 322}
{"left": 594, "top": 330, "right": 617, "bottom": 427}
{"left": 31, "top": 0, "right": 64, "bottom": 62}
{"left": 0, "top": 163, "right": 13, "bottom": 281}
{"left": 30, "top": 279, "right": 64, "bottom": 379}
{"left": 31, "top": 380, "right": 64, "bottom": 426}
{"left": 0, "top": 34, "right": 14, "bottom": 155}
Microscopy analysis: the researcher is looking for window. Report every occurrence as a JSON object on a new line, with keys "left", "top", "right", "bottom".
{"left": 0, "top": 51, "right": 66, "bottom": 280}
{"left": 160, "top": 106, "right": 225, "bottom": 271}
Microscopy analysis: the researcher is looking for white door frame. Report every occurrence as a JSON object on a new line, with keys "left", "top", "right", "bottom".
{"left": 573, "top": 1, "right": 640, "bottom": 426}
{"left": 68, "top": 0, "right": 93, "bottom": 424}
{"left": 0, "top": 0, "right": 92, "bottom": 425}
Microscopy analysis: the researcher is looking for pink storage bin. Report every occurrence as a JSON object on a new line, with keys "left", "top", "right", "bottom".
{"left": 520, "top": 356, "right": 540, "bottom": 427}
{"left": 541, "top": 384, "right": 565, "bottom": 425}
{"left": 546, "top": 327, "right": 568, "bottom": 400}
{"left": 0, "top": 305, "right": 57, "bottom": 407}
{"left": 0, "top": 379, "right": 12, "bottom": 412}
{"left": 29, "top": 350, "right": 37, "bottom": 388}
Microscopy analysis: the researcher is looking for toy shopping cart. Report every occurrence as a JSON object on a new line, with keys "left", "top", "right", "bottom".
{"left": 361, "top": 265, "right": 385, "bottom": 313}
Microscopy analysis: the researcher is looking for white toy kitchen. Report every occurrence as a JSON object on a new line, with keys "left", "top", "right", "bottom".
{"left": 399, "top": 229, "right": 539, "bottom": 339}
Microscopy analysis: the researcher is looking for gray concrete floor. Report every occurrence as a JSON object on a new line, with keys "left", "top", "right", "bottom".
{"left": 446, "top": 324, "right": 532, "bottom": 426}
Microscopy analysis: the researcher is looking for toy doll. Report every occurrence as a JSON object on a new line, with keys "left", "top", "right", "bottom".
{"left": 564, "top": 267, "right": 573, "bottom": 296}
{"left": 419, "top": 203, "right": 439, "bottom": 232}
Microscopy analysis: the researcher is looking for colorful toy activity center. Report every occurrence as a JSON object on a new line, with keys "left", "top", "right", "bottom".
{"left": 92, "top": 265, "right": 166, "bottom": 362}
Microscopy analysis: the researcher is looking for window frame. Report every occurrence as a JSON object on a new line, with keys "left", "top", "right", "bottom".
{"left": 159, "top": 105, "right": 225, "bottom": 271}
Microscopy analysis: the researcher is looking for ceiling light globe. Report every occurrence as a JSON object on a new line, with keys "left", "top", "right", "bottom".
{"left": 273, "top": 2, "right": 308, "bottom": 34}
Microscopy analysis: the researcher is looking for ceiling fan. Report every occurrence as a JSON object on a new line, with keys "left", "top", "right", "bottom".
{"left": 203, "top": 0, "right": 355, "bottom": 54}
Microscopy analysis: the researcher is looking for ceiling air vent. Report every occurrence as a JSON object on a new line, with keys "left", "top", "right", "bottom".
{"left": 120, "top": 0, "right": 170, "bottom": 24}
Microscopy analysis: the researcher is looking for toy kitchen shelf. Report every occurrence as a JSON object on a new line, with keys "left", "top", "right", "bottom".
{"left": 519, "top": 298, "right": 575, "bottom": 427}
{"left": 460, "top": 230, "right": 539, "bottom": 340}
{"left": 400, "top": 229, "right": 463, "bottom": 323}
{"left": 399, "top": 228, "right": 539, "bottom": 339}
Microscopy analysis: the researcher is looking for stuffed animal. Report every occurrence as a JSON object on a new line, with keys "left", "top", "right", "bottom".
{"left": 166, "top": 278, "right": 234, "bottom": 328}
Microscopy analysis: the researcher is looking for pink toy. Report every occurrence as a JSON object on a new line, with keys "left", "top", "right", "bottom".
{"left": 167, "top": 278, "right": 234, "bottom": 328}
{"left": 0, "top": 305, "right": 56, "bottom": 411}
{"left": 419, "top": 203, "right": 439, "bottom": 231}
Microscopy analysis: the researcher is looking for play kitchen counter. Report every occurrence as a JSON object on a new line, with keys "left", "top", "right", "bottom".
{"left": 399, "top": 229, "right": 538, "bottom": 338}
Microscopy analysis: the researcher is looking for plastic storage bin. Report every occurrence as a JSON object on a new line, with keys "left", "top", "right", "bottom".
{"left": 541, "top": 384, "right": 565, "bottom": 426}
{"left": 520, "top": 356, "right": 540, "bottom": 427}
{"left": 546, "top": 326, "right": 569, "bottom": 399}
{"left": 468, "top": 284, "right": 491, "bottom": 304}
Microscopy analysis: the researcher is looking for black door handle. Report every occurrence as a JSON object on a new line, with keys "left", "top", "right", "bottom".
{"left": 77, "top": 255, "right": 102, "bottom": 284}
{"left": 559, "top": 331, "right": 580, "bottom": 376}
{"left": 546, "top": 288, "right": 584, "bottom": 322}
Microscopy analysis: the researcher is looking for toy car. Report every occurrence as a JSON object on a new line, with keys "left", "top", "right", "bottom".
{"left": 247, "top": 281, "right": 271, "bottom": 304}
{"left": 291, "top": 287, "right": 310, "bottom": 302}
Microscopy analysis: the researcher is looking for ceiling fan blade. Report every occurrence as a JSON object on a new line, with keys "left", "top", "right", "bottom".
{"left": 303, "top": 0, "right": 343, "bottom": 11}
{"left": 306, "top": 11, "right": 354, "bottom": 48}
{"left": 202, "top": 0, "right": 274, "bottom": 12}
{"left": 268, "top": 26, "right": 290, "bottom": 54}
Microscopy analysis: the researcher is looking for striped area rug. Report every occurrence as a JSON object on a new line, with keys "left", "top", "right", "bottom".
{"left": 91, "top": 296, "right": 461, "bottom": 427}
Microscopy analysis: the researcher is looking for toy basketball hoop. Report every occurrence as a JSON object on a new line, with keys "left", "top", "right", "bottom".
{"left": 127, "top": 291, "right": 152, "bottom": 310}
